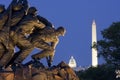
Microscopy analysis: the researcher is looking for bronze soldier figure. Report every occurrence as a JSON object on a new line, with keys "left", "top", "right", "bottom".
{"left": 0, "top": 0, "right": 25, "bottom": 32}
{"left": 10, "top": 0, "right": 29, "bottom": 27}
{"left": 0, "top": 0, "right": 66, "bottom": 70}
{"left": 0, "top": 4, "right": 7, "bottom": 60}
{"left": 9, "top": 7, "right": 45, "bottom": 65}
{"left": 29, "top": 26, "right": 66, "bottom": 67}
{"left": 0, "top": 0, "right": 20, "bottom": 69}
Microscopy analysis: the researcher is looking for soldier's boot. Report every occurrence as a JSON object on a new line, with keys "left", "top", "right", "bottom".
{"left": 47, "top": 55, "right": 54, "bottom": 67}
{"left": 14, "top": 46, "right": 34, "bottom": 64}
{"left": 5, "top": 50, "right": 22, "bottom": 68}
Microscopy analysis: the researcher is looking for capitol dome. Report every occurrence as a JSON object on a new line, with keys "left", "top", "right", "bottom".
{"left": 68, "top": 56, "right": 77, "bottom": 68}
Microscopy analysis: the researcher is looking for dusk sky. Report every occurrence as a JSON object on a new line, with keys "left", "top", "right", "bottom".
{"left": 1, "top": 0, "right": 120, "bottom": 67}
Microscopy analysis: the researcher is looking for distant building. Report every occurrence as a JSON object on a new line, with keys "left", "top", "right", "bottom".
{"left": 68, "top": 56, "right": 77, "bottom": 68}
{"left": 68, "top": 56, "right": 90, "bottom": 71}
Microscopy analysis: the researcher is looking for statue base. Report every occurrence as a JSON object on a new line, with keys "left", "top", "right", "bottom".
{"left": 0, "top": 71, "right": 14, "bottom": 80}
{"left": 0, "top": 61, "right": 79, "bottom": 80}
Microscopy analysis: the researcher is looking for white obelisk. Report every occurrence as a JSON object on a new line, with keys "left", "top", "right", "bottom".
{"left": 92, "top": 20, "right": 98, "bottom": 67}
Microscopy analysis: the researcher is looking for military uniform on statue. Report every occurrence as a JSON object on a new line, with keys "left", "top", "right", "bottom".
{"left": 0, "top": 0, "right": 79, "bottom": 80}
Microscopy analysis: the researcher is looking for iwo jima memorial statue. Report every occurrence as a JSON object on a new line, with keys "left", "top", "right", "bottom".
{"left": 0, "top": 0, "right": 79, "bottom": 80}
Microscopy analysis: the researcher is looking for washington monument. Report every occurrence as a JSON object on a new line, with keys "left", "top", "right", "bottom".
{"left": 92, "top": 20, "right": 98, "bottom": 67}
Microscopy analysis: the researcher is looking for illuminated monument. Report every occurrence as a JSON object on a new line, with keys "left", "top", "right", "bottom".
{"left": 0, "top": 0, "right": 80, "bottom": 80}
{"left": 92, "top": 20, "right": 98, "bottom": 67}
{"left": 68, "top": 56, "right": 77, "bottom": 68}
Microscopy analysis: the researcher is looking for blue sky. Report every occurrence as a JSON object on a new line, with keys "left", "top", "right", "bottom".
{"left": 1, "top": 0, "right": 120, "bottom": 66}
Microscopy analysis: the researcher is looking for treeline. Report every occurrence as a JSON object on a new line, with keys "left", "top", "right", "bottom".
{"left": 76, "top": 64, "right": 117, "bottom": 80}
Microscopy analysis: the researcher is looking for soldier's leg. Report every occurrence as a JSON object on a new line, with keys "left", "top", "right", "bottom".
{"left": 31, "top": 50, "right": 55, "bottom": 60}
{"left": 47, "top": 53, "right": 55, "bottom": 67}
{"left": 0, "top": 42, "right": 14, "bottom": 68}
{"left": 0, "top": 43, "right": 5, "bottom": 59}
{"left": 14, "top": 36, "right": 34, "bottom": 64}
{"left": 0, "top": 31, "right": 7, "bottom": 59}
{"left": 32, "top": 40, "right": 54, "bottom": 50}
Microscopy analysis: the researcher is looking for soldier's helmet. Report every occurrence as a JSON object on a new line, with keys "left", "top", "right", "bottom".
{"left": 56, "top": 26, "right": 66, "bottom": 36}
{"left": 12, "top": 3, "right": 23, "bottom": 11}
{"left": 0, "top": 4, "right": 5, "bottom": 13}
{"left": 28, "top": 7, "right": 37, "bottom": 15}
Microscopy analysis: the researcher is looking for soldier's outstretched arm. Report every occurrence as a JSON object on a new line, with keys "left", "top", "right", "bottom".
{"left": 22, "top": 0, "right": 29, "bottom": 15}
{"left": 51, "top": 39, "right": 59, "bottom": 49}
{"left": 35, "top": 21, "right": 45, "bottom": 29}
{"left": 37, "top": 15, "right": 53, "bottom": 28}
{"left": 6, "top": 0, "right": 17, "bottom": 12}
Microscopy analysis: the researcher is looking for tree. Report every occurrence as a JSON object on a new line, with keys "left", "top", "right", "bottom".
{"left": 76, "top": 64, "right": 116, "bottom": 80}
{"left": 96, "top": 22, "right": 120, "bottom": 67}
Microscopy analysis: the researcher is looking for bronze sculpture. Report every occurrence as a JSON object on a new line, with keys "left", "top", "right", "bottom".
{"left": 0, "top": 1, "right": 80, "bottom": 80}
{"left": 0, "top": 1, "right": 79, "bottom": 80}
{"left": 30, "top": 27, "right": 66, "bottom": 67}
{"left": 0, "top": 0, "right": 66, "bottom": 70}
